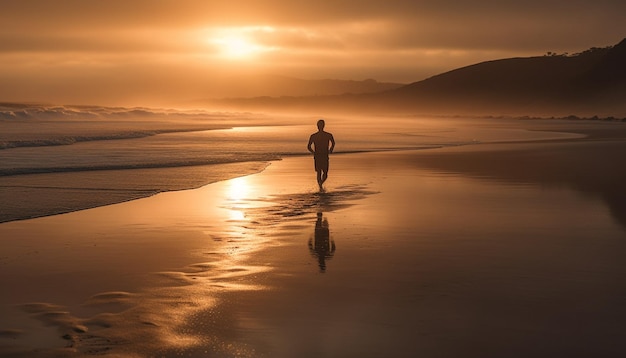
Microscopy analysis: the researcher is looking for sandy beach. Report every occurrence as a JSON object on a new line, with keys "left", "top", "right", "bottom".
{"left": 2, "top": 120, "right": 626, "bottom": 357}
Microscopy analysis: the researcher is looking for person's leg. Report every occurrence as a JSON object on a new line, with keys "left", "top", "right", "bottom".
{"left": 316, "top": 169, "right": 323, "bottom": 186}
{"left": 320, "top": 157, "right": 329, "bottom": 185}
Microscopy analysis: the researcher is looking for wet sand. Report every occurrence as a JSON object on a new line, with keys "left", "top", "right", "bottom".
{"left": 2, "top": 121, "right": 626, "bottom": 357}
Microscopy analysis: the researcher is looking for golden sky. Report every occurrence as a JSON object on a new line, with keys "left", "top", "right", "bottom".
{"left": 1, "top": 0, "right": 624, "bottom": 106}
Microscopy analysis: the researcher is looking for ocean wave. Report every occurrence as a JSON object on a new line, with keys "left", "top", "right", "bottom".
{"left": 0, "top": 128, "right": 235, "bottom": 150}
{"left": 0, "top": 102, "right": 238, "bottom": 121}
{"left": 0, "top": 103, "right": 259, "bottom": 150}
{"left": 0, "top": 155, "right": 282, "bottom": 177}
{"left": 0, "top": 131, "right": 162, "bottom": 150}
{"left": 0, "top": 104, "right": 154, "bottom": 120}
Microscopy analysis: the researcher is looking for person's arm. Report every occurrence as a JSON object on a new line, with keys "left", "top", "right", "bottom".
{"left": 307, "top": 135, "right": 315, "bottom": 154}
{"left": 329, "top": 134, "right": 335, "bottom": 154}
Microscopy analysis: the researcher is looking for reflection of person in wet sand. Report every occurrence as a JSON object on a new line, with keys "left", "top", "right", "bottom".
{"left": 307, "top": 119, "right": 335, "bottom": 189}
{"left": 309, "top": 212, "right": 335, "bottom": 273}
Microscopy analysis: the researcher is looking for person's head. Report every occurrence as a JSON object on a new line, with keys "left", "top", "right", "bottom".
{"left": 317, "top": 119, "right": 325, "bottom": 131}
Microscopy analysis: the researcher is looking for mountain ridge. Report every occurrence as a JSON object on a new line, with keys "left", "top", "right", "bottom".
{"left": 212, "top": 38, "right": 626, "bottom": 117}
{"left": 383, "top": 38, "right": 625, "bottom": 114}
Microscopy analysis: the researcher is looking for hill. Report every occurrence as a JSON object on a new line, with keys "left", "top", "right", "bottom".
{"left": 212, "top": 38, "right": 626, "bottom": 117}
{"left": 381, "top": 38, "right": 626, "bottom": 116}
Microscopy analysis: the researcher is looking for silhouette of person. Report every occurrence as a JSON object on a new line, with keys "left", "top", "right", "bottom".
{"left": 307, "top": 119, "right": 335, "bottom": 189}
{"left": 309, "top": 212, "right": 335, "bottom": 273}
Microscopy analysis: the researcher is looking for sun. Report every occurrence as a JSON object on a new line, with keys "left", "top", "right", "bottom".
{"left": 212, "top": 35, "right": 262, "bottom": 59}
{"left": 208, "top": 26, "right": 275, "bottom": 60}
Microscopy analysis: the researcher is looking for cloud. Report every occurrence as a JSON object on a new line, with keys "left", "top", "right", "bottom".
{"left": 0, "top": 0, "right": 624, "bottom": 104}
{"left": 3, "top": 1, "right": 624, "bottom": 54}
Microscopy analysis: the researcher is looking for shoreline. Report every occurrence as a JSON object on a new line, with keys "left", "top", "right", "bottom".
{"left": 0, "top": 125, "right": 590, "bottom": 225}
{"left": 3, "top": 115, "right": 622, "bottom": 225}
{"left": 0, "top": 160, "right": 270, "bottom": 224}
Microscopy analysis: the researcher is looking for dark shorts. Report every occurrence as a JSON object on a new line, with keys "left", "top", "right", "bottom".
{"left": 314, "top": 155, "right": 329, "bottom": 172}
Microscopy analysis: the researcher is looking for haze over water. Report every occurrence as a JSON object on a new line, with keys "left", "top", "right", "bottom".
{"left": 0, "top": 103, "right": 586, "bottom": 224}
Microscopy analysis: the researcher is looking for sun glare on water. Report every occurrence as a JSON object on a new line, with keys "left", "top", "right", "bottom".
{"left": 227, "top": 177, "right": 250, "bottom": 222}
{"left": 228, "top": 176, "right": 250, "bottom": 202}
